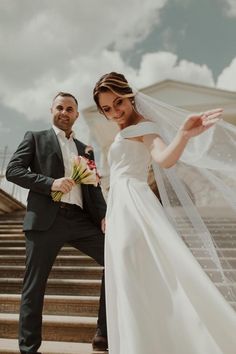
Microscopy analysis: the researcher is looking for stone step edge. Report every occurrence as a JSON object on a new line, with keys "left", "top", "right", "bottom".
{"left": 0, "top": 338, "right": 98, "bottom": 354}
{"left": 0, "top": 266, "right": 235, "bottom": 275}
{"left": 0, "top": 251, "right": 95, "bottom": 256}
{"left": 0, "top": 247, "right": 236, "bottom": 252}
{"left": 0, "top": 265, "right": 103, "bottom": 271}
{"left": 0, "top": 295, "right": 235, "bottom": 310}
{"left": 0, "top": 294, "right": 99, "bottom": 301}
{"left": 1, "top": 254, "right": 236, "bottom": 261}
{"left": 1, "top": 234, "right": 236, "bottom": 239}
{"left": 1, "top": 250, "right": 236, "bottom": 256}
{"left": 2, "top": 290, "right": 232, "bottom": 306}
{"left": 0, "top": 313, "right": 97, "bottom": 326}
{"left": 0, "top": 278, "right": 101, "bottom": 284}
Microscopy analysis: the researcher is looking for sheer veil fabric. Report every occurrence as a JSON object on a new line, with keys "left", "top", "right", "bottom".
{"left": 130, "top": 91, "right": 236, "bottom": 301}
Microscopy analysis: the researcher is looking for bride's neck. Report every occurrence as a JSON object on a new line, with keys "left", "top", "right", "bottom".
{"left": 119, "top": 112, "right": 143, "bottom": 130}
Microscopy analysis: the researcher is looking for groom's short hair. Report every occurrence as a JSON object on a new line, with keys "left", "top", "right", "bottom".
{"left": 53, "top": 92, "right": 78, "bottom": 106}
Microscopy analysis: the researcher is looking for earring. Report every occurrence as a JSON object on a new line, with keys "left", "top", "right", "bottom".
{"left": 131, "top": 100, "right": 139, "bottom": 115}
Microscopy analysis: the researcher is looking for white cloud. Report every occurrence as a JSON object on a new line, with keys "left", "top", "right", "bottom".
{"left": 133, "top": 52, "right": 214, "bottom": 88}
{"left": 3, "top": 50, "right": 134, "bottom": 120}
{"left": 223, "top": 0, "right": 236, "bottom": 17}
{"left": 217, "top": 57, "right": 236, "bottom": 91}
{"left": 3, "top": 50, "right": 216, "bottom": 122}
{"left": 0, "top": 0, "right": 167, "bottom": 121}
{"left": 0, "top": 0, "right": 167, "bottom": 87}
{"left": 0, "top": 0, "right": 220, "bottom": 145}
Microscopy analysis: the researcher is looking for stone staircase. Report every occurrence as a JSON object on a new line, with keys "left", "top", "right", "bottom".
{"left": 177, "top": 214, "right": 236, "bottom": 310}
{"left": 0, "top": 211, "right": 235, "bottom": 353}
{"left": 0, "top": 212, "right": 105, "bottom": 354}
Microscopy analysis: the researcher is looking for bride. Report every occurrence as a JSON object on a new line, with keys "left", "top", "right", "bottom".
{"left": 93, "top": 72, "right": 236, "bottom": 354}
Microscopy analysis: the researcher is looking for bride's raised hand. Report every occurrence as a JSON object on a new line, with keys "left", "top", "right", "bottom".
{"left": 180, "top": 108, "right": 223, "bottom": 139}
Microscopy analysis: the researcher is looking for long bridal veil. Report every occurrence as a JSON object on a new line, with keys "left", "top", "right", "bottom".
{"left": 134, "top": 91, "right": 236, "bottom": 303}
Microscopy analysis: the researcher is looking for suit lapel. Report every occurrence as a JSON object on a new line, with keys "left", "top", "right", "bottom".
{"left": 74, "top": 139, "right": 85, "bottom": 156}
{"left": 49, "top": 128, "right": 64, "bottom": 162}
{"left": 73, "top": 139, "right": 88, "bottom": 195}
{"left": 46, "top": 131, "right": 86, "bottom": 178}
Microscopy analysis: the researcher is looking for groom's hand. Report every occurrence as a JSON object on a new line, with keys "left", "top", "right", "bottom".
{"left": 51, "top": 177, "right": 75, "bottom": 194}
{"left": 101, "top": 218, "right": 106, "bottom": 234}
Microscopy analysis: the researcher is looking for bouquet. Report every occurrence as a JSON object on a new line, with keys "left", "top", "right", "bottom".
{"left": 51, "top": 155, "right": 100, "bottom": 202}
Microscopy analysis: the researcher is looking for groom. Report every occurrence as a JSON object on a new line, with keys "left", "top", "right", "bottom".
{"left": 6, "top": 92, "right": 107, "bottom": 354}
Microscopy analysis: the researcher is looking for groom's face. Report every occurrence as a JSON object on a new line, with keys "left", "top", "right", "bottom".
{"left": 51, "top": 95, "right": 79, "bottom": 136}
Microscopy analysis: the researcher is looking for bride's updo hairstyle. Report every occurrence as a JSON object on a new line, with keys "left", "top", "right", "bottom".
{"left": 93, "top": 72, "right": 135, "bottom": 113}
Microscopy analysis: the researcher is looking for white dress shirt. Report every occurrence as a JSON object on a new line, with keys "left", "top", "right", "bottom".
{"left": 53, "top": 125, "right": 83, "bottom": 208}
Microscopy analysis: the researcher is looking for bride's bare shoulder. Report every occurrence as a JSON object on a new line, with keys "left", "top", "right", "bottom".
{"left": 138, "top": 118, "right": 152, "bottom": 123}
{"left": 122, "top": 120, "right": 158, "bottom": 142}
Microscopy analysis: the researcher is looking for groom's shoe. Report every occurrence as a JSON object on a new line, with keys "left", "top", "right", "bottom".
{"left": 92, "top": 328, "right": 108, "bottom": 351}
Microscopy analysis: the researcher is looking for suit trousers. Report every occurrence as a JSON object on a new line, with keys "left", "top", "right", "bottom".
{"left": 19, "top": 206, "right": 106, "bottom": 354}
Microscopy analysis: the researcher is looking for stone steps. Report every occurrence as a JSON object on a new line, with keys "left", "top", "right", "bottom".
{"left": 1, "top": 242, "right": 236, "bottom": 256}
{"left": 192, "top": 248, "right": 236, "bottom": 257}
{"left": 0, "top": 313, "right": 96, "bottom": 343}
{"left": 0, "top": 235, "right": 24, "bottom": 240}
{"left": 1, "top": 241, "right": 236, "bottom": 255}
{"left": 0, "top": 294, "right": 99, "bottom": 317}
{"left": 179, "top": 226, "right": 236, "bottom": 230}
{"left": 0, "top": 234, "right": 23, "bottom": 239}
{"left": 0, "top": 212, "right": 106, "bottom": 353}
{"left": 196, "top": 257, "right": 236, "bottom": 269}
{"left": 0, "top": 235, "right": 236, "bottom": 253}
{"left": 0, "top": 278, "right": 101, "bottom": 296}
{"left": 10, "top": 226, "right": 236, "bottom": 233}
{"left": 0, "top": 338, "right": 96, "bottom": 354}
{"left": 0, "top": 223, "right": 22, "bottom": 226}
{"left": 206, "top": 269, "right": 236, "bottom": 282}
{"left": 1, "top": 234, "right": 235, "bottom": 243}
{"left": 184, "top": 234, "right": 236, "bottom": 239}
{"left": 0, "top": 242, "right": 84, "bottom": 250}
{"left": 0, "top": 212, "right": 235, "bottom": 353}
{"left": 0, "top": 247, "right": 96, "bottom": 256}
{"left": 0, "top": 229, "right": 23, "bottom": 234}
{"left": 177, "top": 223, "right": 236, "bottom": 228}
{"left": 0, "top": 243, "right": 86, "bottom": 249}
{"left": 1, "top": 253, "right": 235, "bottom": 268}
{"left": 0, "top": 223, "right": 234, "bottom": 228}
{"left": 0, "top": 279, "right": 235, "bottom": 301}
{"left": 184, "top": 240, "right": 236, "bottom": 248}
{"left": 0, "top": 265, "right": 103, "bottom": 279}
{"left": 213, "top": 283, "right": 236, "bottom": 301}
{"left": 0, "top": 255, "right": 98, "bottom": 266}
{"left": 0, "top": 234, "right": 234, "bottom": 242}
{"left": 0, "top": 240, "right": 25, "bottom": 246}
{"left": 0, "top": 220, "right": 22, "bottom": 224}
{"left": 181, "top": 224, "right": 236, "bottom": 228}
{"left": 0, "top": 264, "right": 235, "bottom": 282}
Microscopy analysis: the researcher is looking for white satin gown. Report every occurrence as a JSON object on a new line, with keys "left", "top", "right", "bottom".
{"left": 105, "top": 122, "right": 236, "bottom": 354}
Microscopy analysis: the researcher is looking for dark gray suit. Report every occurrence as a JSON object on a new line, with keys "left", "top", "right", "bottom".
{"left": 6, "top": 128, "right": 107, "bottom": 354}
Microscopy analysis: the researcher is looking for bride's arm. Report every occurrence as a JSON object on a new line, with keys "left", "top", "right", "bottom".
{"left": 143, "top": 108, "right": 223, "bottom": 169}
{"left": 143, "top": 132, "right": 188, "bottom": 168}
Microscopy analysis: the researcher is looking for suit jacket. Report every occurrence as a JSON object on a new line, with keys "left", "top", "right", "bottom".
{"left": 6, "top": 128, "right": 106, "bottom": 231}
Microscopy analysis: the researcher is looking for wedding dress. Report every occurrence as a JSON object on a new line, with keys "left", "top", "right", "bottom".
{"left": 105, "top": 121, "right": 236, "bottom": 354}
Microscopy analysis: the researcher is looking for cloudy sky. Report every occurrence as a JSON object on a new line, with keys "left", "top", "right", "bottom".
{"left": 0, "top": 0, "right": 236, "bottom": 157}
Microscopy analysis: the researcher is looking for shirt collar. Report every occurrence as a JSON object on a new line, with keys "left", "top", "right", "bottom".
{"left": 52, "top": 125, "right": 75, "bottom": 139}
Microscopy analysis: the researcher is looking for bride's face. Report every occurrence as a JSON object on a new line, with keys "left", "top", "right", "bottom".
{"left": 98, "top": 90, "right": 134, "bottom": 126}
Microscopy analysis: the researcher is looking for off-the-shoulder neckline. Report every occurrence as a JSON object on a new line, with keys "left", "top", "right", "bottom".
{"left": 119, "top": 120, "right": 155, "bottom": 133}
